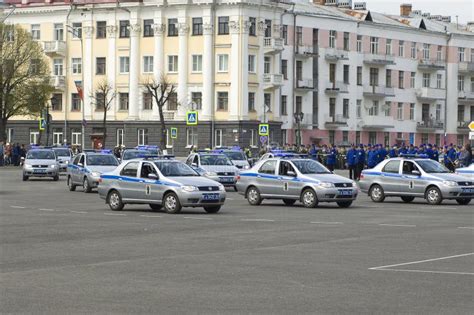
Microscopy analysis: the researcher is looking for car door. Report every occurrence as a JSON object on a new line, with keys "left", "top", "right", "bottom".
{"left": 277, "top": 160, "right": 299, "bottom": 197}
{"left": 118, "top": 161, "right": 142, "bottom": 201}
{"left": 380, "top": 160, "right": 402, "bottom": 194}
{"left": 139, "top": 162, "right": 161, "bottom": 203}
{"left": 256, "top": 160, "right": 278, "bottom": 196}
{"left": 74, "top": 154, "right": 85, "bottom": 184}
{"left": 400, "top": 161, "right": 425, "bottom": 196}
{"left": 70, "top": 154, "right": 80, "bottom": 184}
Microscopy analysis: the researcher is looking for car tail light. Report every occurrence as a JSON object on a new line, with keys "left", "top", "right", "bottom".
{"left": 98, "top": 178, "right": 102, "bottom": 183}
{"left": 360, "top": 174, "right": 364, "bottom": 179}
{"left": 236, "top": 175, "right": 241, "bottom": 181}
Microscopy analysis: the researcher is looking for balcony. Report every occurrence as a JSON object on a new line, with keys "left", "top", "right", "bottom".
{"left": 416, "top": 120, "right": 444, "bottom": 131}
{"left": 417, "top": 59, "right": 446, "bottom": 71}
{"left": 324, "top": 114, "right": 348, "bottom": 128}
{"left": 163, "top": 111, "right": 175, "bottom": 120}
{"left": 458, "top": 90, "right": 474, "bottom": 104}
{"left": 363, "top": 53, "right": 395, "bottom": 66}
{"left": 296, "top": 45, "right": 317, "bottom": 57}
{"left": 50, "top": 76, "right": 65, "bottom": 90}
{"left": 415, "top": 87, "right": 445, "bottom": 102}
{"left": 363, "top": 85, "right": 395, "bottom": 98}
{"left": 295, "top": 79, "right": 316, "bottom": 91}
{"left": 325, "top": 81, "right": 349, "bottom": 94}
{"left": 263, "top": 74, "right": 283, "bottom": 89}
{"left": 458, "top": 61, "right": 474, "bottom": 73}
{"left": 324, "top": 48, "right": 349, "bottom": 61}
{"left": 457, "top": 121, "right": 470, "bottom": 133}
{"left": 43, "top": 41, "right": 66, "bottom": 56}
{"left": 263, "top": 37, "right": 284, "bottom": 54}
{"left": 360, "top": 115, "right": 395, "bottom": 129}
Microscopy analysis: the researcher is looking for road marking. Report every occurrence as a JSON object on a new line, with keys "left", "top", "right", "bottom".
{"left": 458, "top": 227, "right": 474, "bottom": 230}
{"left": 183, "top": 216, "right": 213, "bottom": 220}
{"left": 140, "top": 215, "right": 162, "bottom": 218}
{"left": 70, "top": 211, "right": 87, "bottom": 214}
{"left": 369, "top": 268, "right": 474, "bottom": 276}
{"left": 241, "top": 219, "right": 275, "bottom": 222}
{"left": 378, "top": 224, "right": 416, "bottom": 227}
{"left": 369, "top": 252, "right": 474, "bottom": 270}
{"left": 39, "top": 208, "right": 54, "bottom": 211}
{"left": 10, "top": 206, "right": 25, "bottom": 209}
{"left": 103, "top": 213, "right": 126, "bottom": 216}
{"left": 310, "top": 221, "right": 343, "bottom": 225}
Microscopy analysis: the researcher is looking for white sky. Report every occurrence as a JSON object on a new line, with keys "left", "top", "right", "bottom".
{"left": 364, "top": 0, "right": 473, "bottom": 24}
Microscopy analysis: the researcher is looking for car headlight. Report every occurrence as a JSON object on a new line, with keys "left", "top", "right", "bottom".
{"left": 218, "top": 185, "right": 225, "bottom": 191}
{"left": 90, "top": 172, "right": 101, "bottom": 177}
{"left": 65, "top": 160, "right": 69, "bottom": 164}
{"left": 243, "top": 165, "right": 250, "bottom": 170}
{"left": 205, "top": 172, "right": 217, "bottom": 177}
{"left": 181, "top": 185, "right": 199, "bottom": 192}
{"left": 318, "top": 182, "right": 334, "bottom": 188}
{"left": 442, "top": 180, "right": 457, "bottom": 187}
{"left": 24, "top": 164, "right": 33, "bottom": 169}
{"left": 50, "top": 164, "right": 57, "bottom": 169}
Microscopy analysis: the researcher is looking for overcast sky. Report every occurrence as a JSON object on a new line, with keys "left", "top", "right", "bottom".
{"left": 364, "top": 0, "right": 473, "bottom": 24}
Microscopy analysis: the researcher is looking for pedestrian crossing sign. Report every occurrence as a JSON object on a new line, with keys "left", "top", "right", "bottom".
{"left": 186, "top": 111, "right": 198, "bottom": 126}
{"left": 259, "top": 124, "right": 269, "bottom": 136}
{"left": 39, "top": 118, "right": 46, "bottom": 131}
{"left": 170, "top": 127, "right": 178, "bottom": 139}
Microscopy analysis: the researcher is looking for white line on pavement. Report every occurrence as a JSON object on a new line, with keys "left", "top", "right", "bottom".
{"left": 70, "top": 211, "right": 88, "bottom": 214}
{"left": 241, "top": 219, "right": 275, "bottom": 222}
{"left": 378, "top": 224, "right": 416, "bottom": 227}
{"left": 39, "top": 208, "right": 54, "bottom": 211}
{"left": 10, "top": 206, "right": 25, "bottom": 209}
{"left": 183, "top": 216, "right": 213, "bottom": 220}
{"left": 370, "top": 268, "right": 474, "bottom": 276}
{"left": 103, "top": 213, "right": 126, "bottom": 216}
{"left": 458, "top": 227, "right": 474, "bottom": 230}
{"left": 310, "top": 221, "right": 343, "bottom": 225}
{"left": 140, "top": 215, "right": 162, "bottom": 218}
{"left": 369, "top": 252, "right": 474, "bottom": 270}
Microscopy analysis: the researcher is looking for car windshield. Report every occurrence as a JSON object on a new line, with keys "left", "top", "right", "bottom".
{"left": 26, "top": 150, "right": 55, "bottom": 160}
{"left": 200, "top": 154, "right": 233, "bottom": 166}
{"left": 86, "top": 155, "right": 119, "bottom": 166}
{"left": 155, "top": 161, "right": 199, "bottom": 177}
{"left": 292, "top": 159, "right": 332, "bottom": 174}
{"left": 123, "top": 150, "right": 151, "bottom": 160}
{"left": 53, "top": 149, "right": 71, "bottom": 157}
{"left": 416, "top": 160, "right": 449, "bottom": 173}
{"left": 223, "top": 151, "right": 246, "bottom": 161}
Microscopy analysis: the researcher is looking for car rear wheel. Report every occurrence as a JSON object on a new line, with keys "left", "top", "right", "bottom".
{"left": 83, "top": 178, "right": 92, "bottom": 193}
{"left": 336, "top": 201, "right": 352, "bottom": 208}
{"left": 246, "top": 186, "right": 262, "bottom": 206}
{"left": 283, "top": 199, "right": 296, "bottom": 206}
{"left": 204, "top": 205, "right": 221, "bottom": 213}
{"left": 369, "top": 185, "right": 385, "bottom": 202}
{"left": 22, "top": 175, "right": 28, "bottom": 181}
{"left": 149, "top": 204, "right": 162, "bottom": 211}
{"left": 401, "top": 196, "right": 415, "bottom": 203}
{"left": 301, "top": 189, "right": 318, "bottom": 208}
{"left": 163, "top": 193, "right": 182, "bottom": 214}
{"left": 456, "top": 198, "right": 471, "bottom": 205}
{"left": 108, "top": 190, "right": 124, "bottom": 211}
{"left": 68, "top": 176, "right": 76, "bottom": 191}
{"left": 425, "top": 187, "right": 443, "bottom": 205}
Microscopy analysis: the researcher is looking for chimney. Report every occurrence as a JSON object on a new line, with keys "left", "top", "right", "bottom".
{"left": 400, "top": 3, "right": 412, "bottom": 17}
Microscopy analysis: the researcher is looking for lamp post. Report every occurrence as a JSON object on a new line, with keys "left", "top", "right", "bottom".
{"left": 293, "top": 112, "right": 304, "bottom": 148}
{"left": 46, "top": 98, "right": 54, "bottom": 146}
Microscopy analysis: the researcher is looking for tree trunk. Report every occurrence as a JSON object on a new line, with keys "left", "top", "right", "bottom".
{"left": 102, "top": 108, "right": 107, "bottom": 148}
{"left": 158, "top": 105, "right": 166, "bottom": 150}
{"left": 0, "top": 118, "right": 7, "bottom": 143}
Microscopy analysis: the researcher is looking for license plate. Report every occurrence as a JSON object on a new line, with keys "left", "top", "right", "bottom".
{"left": 33, "top": 169, "right": 46, "bottom": 173}
{"left": 338, "top": 190, "right": 352, "bottom": 196}
{"left": 202, "top": 193, "right": 219, "bottom": 201}
{"left": 461, "top": 188, "right": 474, "bottom": 194}
{"left": 219, "top": 177, "right": 234, "bottom": 183}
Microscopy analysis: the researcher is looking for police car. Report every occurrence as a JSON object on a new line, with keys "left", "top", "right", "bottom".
{"left": 185, "top": 152, "right": 240, "bottom": 190}
{"left": 455, "top": 164, "right": 474, "bottom": 179}
{"left": 22, "top": 147, "right": 60, "bottom": 181}
{"left": 359, "top": 155, "right": 473, "bottom": 205}
{"left": 121, "top": 149, "right": 153, "bottom": 161}
{"left": 135, "top": 145, "right": 161, "bottom": 156}
{"left": 67, "top": 150, "right": 119, "bottom": 193}
{"left": 258, "top": 150, "right": 307, "bottom": 162}
{"left": 98, "top": 157, "right": 226, "bottom": 214}
{"left": 236, "top": 156, "right": 357, "bottom": 208}
{"left": 52, "top": 147, "right": 73, "bottom": 172}
{"left": 214, "top": 147, "right": 251, "bottom": 170}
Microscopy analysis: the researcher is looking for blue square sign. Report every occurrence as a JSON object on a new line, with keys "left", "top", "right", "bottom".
{"left": 259, "top": 124, "right": 269, "bottom": 136}
{"left": 186, "top": 111, "right": 198, "bottom": 126}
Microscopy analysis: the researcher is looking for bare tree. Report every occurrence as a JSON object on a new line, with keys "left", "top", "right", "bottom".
{"left": 142, "top": 74, "right": 177, "bottom": 150}
{"left": 90, "top": 79, "right": 115, "bottom": 148}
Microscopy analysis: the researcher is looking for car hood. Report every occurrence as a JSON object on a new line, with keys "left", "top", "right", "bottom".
{"left": 87, "top": 165, "right": 118, "bottom": 173}
{"left": 424, "top": 173, "right": 472, "bottom": 182}
{"left": 25, "top": 159, "right": 57, "bottom": 166}
{"left": 57, "top": 156, "right": 71, "bottom": 162}
{"left": 231, "top": 160, "right": 250, "bottom": 167}
{"left": 200, "top": 165, "right": 239, "bottom": 174}
{"left": 166, "top": 176, "right": 221, "bottom": 187}
{"left": 301, "top": 173, "right": 353, "bottom": 184}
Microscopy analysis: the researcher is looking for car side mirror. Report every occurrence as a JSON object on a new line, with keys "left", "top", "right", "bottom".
{"left": 78, "top": 162, "right": 83, "bottom": 167}
{"left": 148, "top": 173, "right": 158, "bottom": 180}
{"left": 287, "top": 171, "right": 296, "bottom": 177}
{"left": 411, "top": 170, "right": 421, "bottom": 176}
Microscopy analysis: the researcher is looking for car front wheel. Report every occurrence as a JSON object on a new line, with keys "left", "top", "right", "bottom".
{"left": 456, "top": 198, "right": 471, "bottom": 205}
{"left": 369, "top": 185, "right": 385, "bottom": 202}
{"left": 425, "top": 187, "right": 443, "bottom": 205}
{"left": 83, "top": 178, "right": 92, "bottom": 193}
{"left": 163, "top": 193, "right": 182, "bottom": 214}
{"left": 22, "top": 175, "right": 28, "bottom": 181}
{"left": 108, "top": 190, "right": 124, "bottom": 211}
{"left": 301, "top": 189, "right": 318, "bottom": 208}
{"left": 246, "top": 186, "right": 262, "bottom": 206}
{"left": 68, "top": 176, "right": 76, "bottom": 191}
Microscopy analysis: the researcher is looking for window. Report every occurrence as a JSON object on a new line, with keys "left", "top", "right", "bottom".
{"left": 356, "top": 131, "right": 361, "bottom": 145}
{"left": 168, "top": 92, "right": 178, "bottom": 110}
{"left": 137, "top": 129, "right": 149, "bottom": 146}
{"left": 296, "top": 60, "right": 303, "bottom": 81}
{"left": 53, "top": 58, "right": 63, "bottom": 76}
{"left": 384, "top": 101, "right": 391, "bottom": 116}
{"left": 398, "top": 71, "right": 404, "bottom": 89}
{"left": 329, "top": 30, "right": 336, "bottom": 48}
{"left": 295, "top": 96, "right": 302, "bottom": 114}
{"left": 421, "top": 134, "right": 429, "bottom": 145}
{"left": 248, "top": 55, "right": 256, "bottom": 73}
{"left": 264, "top": 57, "right": 271, "bottom": 74}
{"left": 386, "top": 39, "right": 392, "bottom": 55}
{"left": 54, "top": 23, "right": 64, "bottom": 41}
{"left": 249, "top": 17, "right": 256, "bottom": 36}
{"left": 435, "top": 134, "right": 441, "bottom": 147}
{"left": 188, "top": 55, "right": 202, "bottom": 73}
{"left": 95, "top": 93, "right": 105, "bottom": 111}
{"left": 383, "top": 160, "right": 400, "bottom": 174}
{"left": 281, "top": 95, "right": 287, "bottom": 115}
{"left": 71, "top": 129, "right": 81, "bottom": 145}
{"left": 471, "top": 77, "right": 474, "bottom": 92}
{"left": 218, "top": 17, "right": 229, "bottom": 35}
{"left": 186, "top": 128, "right": 198, "bottom": 147}
{"left": 217, "top": 54, "right": 228, "bottom": 72}
{"left": 281, "top": 59, "right": 288, "bottom": 79}
{"left": 96, "top": 21, "right": 106, "bottom": 39}
{"left": 370, "top": 37, "right": 378, "bottom": 54}
{"left": 121, "top": 162, "right": 139, "bottom": 177}
{"left": 192, "top": 17, "right": 203, "bottom": 36}
{"left": 386, "top": 69, "right": 392, "bottom": 87}
{"left": 191, "top": 92, "right": 202, "bottom": 110}
{"left": 368, "top": 100, "right": 379, "bottom": 116}
{"left": 250, "top": 129, "right": 257, "bottom": 147}
{"left": 357, "top": 66, "right": 362, "bottom": 85}
{"left": 30, "top": 130, "right": 39, "bottom": 145}
{"left": 71, "top": 58, "right": 82, "bottom": 75}
{"left": 168, "top": 55, "right": 178, "bottom": 72}
{"left": 119, "top": 20, "right": 130, "bottom": 38}
{"left": 72, "top": 22, "right": 82, "bottom": 39}
{"left": 397, "top": 103, "right": 403, "bottom": 120}
{"left": 214, "top": 129, "right": 223, "bottom": 147}
{"left": 259, "top": 160, "right": 277, "bottom": 175}
{"left": 343, "top": 99, "right": 349, "bottom": 118}
{"left": 264, "top": 20, "right": 272, "bottom": 38}
{"left": 217, "top": 92, "right": 228, "bottom": 111}
{"left": 437, "top": 46, "right": 443, "bottom": 61}
{"left": 119, "top": 56, "right": 130, "bottom": 74}
{"left": 370, "top": 67, "right": 379, "bottom": 86}
{"left": 53, "top": 128, "right": 63, "bottom": 145}
{"left": 329, "top": 130, "right": 335, "bottom": 145}
{"left": 457, "top": 105, "right": 465, "bottom": 122}
{"left": 51, "top": 94, "right": 62, "bottom": 111}
{"left": 329, "top": 98, "right": 336, "bottom": 117}
{"left": 168, "top": 18, "right": 178, "bottom": 36}
{"left": 343, "top": 65, "right": 349, "bottom": 84}
{"left": 71, "top": 93, "right": 81, "bottom": 111}
{"left": 282, "top": 24, "right": 288, "bottom": 44}
{"left": 143, "top": 56, "right": 153, "bottom": 73}
{"left": 399, "top": 40, "right": 404, "bottom": 57}
{"left": 436, "top": 104, "right": 441, "bottom": 121}
{"left": 356, "top": 100, "right": 361, "bottom": 118}
{"left": 29, "top": 59, "right": 39, "bottom": 75}
{"left": 435, "top": 74, "right": 442, "bottom": 89}
{"left": 329, "top": 63, "right": 336, "bottom": 83}
{"left": 422, "top": 73, "right": 430, "bottom": 88}
{"left": 343, "top": 32, "right": 349, "bottom": 51}
{"left": 410, "top": 72, "right": 416, "bottom": 88}
{"left": 409, "top": 103, "right": 415, "bottom": 120}
{"left": 96, "top": 57, "right": 106, "bottom": 75}
{"left": 296, "top": 27, "right": 303, "bottom": 46}
{"left": 342, "top": 131, "right": 349, "bottom": 143}
{"left": 458, "top": 75, "right": 465, "bottom": 91}
{"left": 143, "top": 92, "right": 153, "bottom": 110}
{"left": 356, "top": 35, "right": 362, "bottom": 52}
{"left": 423, "top": 43, "right": 430, "bottom": 60}
{"left": 248, "top": 92, "right": 255, "bottom": 112}
{"left": 458, "top": 47, "right": 465, "bottom": 62}
{"left": 119, "top": 93, "right": 129, "bottom": 110}
{"left": 368, "top": 132, "right": 377, "bottom": 145}
{"left": 31, "top": 24, "right": 40, "bottom": 40}
{"left": 411, "top": 42, "right": 416, "bottom": 59}
{"left": 143, "top": 19, "right": 154, "bottom": 37}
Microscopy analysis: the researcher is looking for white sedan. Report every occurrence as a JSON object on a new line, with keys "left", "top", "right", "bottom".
{"left": 456, "top": 164, "right": 474, "bottom": 179}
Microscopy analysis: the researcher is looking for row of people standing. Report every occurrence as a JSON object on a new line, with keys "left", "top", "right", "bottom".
{"left": 0, "top": 142, "right": 26, "bottom": 166}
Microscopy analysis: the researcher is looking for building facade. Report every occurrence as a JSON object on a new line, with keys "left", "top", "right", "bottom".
{"left": 2, "top": 0, "right": 473, "bottom": 155}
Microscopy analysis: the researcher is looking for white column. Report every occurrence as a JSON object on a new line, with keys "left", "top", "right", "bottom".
{"left": 82, "top": 24, "right": 93, "bottom": 121}
{"left": 106, "top": 23, "right": 117, "bottom": 120}
{"left": 229, "top": 19, "right": 240, "bottom": 120}
{"left": 152, "top": 20, "right": 165, "bottom": 120}
{"left": 256, "top": 20, "right": 266, "bottom": 122}
{"left": 177, "top": 17, "right": 189, "bottom": 119}
{"left": 201, "top": 19, "right": 214, "bottom": 121}
{"left": 128, "top": 20, "right": 141, "bottom": 120}
{"left": 241, "top": 19, "right": 250, "bottom": 120}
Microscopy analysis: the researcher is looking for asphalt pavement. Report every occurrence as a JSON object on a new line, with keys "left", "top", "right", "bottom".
{"left": 1, "top": 167, "right": 473, "bottom": 314}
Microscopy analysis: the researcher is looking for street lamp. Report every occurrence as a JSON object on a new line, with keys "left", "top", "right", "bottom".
{"left": 46, "top": 98, "right": 54, "bottom": 146}
{"left": 293, "top": 112, "right": 304, "bottom": 148}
